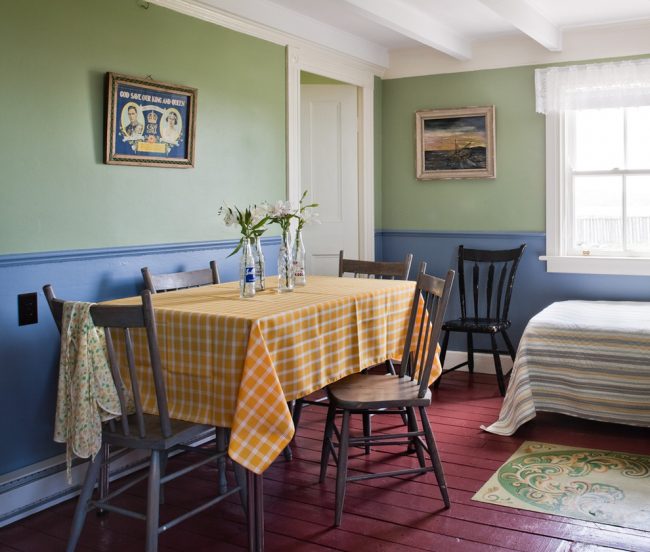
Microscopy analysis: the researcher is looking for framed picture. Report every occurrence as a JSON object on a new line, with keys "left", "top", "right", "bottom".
{"left": 105, "top": 72, "right": 197, "bottom": 168}
{"left": 415, "top": 106, "right": 495, "bottom": 180}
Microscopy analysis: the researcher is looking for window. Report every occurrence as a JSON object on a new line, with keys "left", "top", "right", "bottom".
{"left": 536, "top": 59, "right": 650, "bottom": 275}
{"left": 570, "top": 106, "right": 650, "bottom": 256}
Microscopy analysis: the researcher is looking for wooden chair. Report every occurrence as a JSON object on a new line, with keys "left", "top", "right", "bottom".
{"left": 43, "top": 285, "right": 246, "bottom": 552}
{"left": 319, "top": 269, "right": 455, "bottom": 526}
{"left": 338, "top": 250, "right": 413, "bottom": 280}
{"left": 292, "top": 252, "right": 416, "bottom": 454}
{"left": 141, "top": 262, "right": 236, "bottom": 478}
{"left": 141, "top": 261, "right": 220, "bottom": 293}
{"left": 434, "top": 244, "right": 526, "bottom": 396}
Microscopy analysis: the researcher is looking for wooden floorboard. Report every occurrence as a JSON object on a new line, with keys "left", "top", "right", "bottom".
{"left": 1, "top": 372, "right": 649, "bottom": 551}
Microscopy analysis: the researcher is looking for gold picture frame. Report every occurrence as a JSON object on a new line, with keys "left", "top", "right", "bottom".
{"left": 415, "top": 106, "right": 495, "bottom": 180}
{"left": 105, "top": 72, "right": 197, "bottom": 168}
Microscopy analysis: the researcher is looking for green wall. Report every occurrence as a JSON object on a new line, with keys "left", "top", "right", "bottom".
{"left": 381, "top": 66, "right": 545, "bottom": 232}
{"left": 0, "top": 0, "right": 286, "bottom": 255}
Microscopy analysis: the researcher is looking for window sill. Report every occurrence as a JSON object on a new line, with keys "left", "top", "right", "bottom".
{"left": 539, "top": 255, "right": 650, "bottom": 276}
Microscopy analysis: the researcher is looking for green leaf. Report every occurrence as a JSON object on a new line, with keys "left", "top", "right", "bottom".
{"left": 227, "top": 237, "right": 244, "bottom": 258}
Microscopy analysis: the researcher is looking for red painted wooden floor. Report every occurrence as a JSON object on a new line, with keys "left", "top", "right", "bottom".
{"left": 2, "top": 371, "right": 650, "bottom": 552}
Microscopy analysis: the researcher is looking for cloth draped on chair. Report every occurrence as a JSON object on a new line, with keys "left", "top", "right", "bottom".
{"left": 54, "top": 302, "right": 123, "bottom": 482}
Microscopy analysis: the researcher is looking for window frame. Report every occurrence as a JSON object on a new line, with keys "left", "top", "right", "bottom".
{"left": 541, "top": 110, "right": 650, "bottom": 275}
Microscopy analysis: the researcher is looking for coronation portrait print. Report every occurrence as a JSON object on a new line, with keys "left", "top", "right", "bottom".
{"left": 105, "top": 73, "right": 197, "bottom": 168}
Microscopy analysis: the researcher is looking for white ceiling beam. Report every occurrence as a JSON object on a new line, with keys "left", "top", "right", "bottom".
{"left": 341, "top": 0, "right": 472, "bottom": 60}
{"left": 150, "top": 0, "right": 390, "bottom": 68}
{"left": 477, "top": 0, "right": 562, "bottom": 51}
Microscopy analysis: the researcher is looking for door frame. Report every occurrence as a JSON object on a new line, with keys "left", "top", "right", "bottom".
{"left": 286, "top": 44, "right": 375, "bottom": 260}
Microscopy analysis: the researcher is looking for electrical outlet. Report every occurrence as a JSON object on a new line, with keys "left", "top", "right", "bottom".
{"left": 18, "top": 292, "right": 38, "bottom": 326}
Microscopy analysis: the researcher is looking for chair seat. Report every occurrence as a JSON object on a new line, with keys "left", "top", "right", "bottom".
{"left": 443, "top": 317, "right": 511, "bottom": 333}
{"left": 103, "top": 413, "right": 213, "bottom": 451}
{"left": 328, "top": 373, "right": 431, "bottom": 410}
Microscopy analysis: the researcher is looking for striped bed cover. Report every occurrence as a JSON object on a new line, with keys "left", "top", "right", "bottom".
{"left": 483, "top": 300, "right": 650, "bottom": 435}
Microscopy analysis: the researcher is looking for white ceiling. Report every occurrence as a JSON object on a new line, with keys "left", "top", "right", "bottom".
{"left": 170, "top": 0, "right": 650, "bottom": 69}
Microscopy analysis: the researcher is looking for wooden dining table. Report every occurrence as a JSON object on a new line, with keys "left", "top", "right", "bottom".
{"left": 105, "top": 274, "right": 419, "bottom": 551}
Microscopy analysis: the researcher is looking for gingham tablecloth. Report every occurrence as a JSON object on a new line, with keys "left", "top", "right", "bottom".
{"left": 105, "top": 275, "right": 424, "bottom": 473}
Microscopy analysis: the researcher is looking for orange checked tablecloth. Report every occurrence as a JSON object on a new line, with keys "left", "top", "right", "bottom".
{"left": 105, "top": 275, "right": 426, "bottom": 474}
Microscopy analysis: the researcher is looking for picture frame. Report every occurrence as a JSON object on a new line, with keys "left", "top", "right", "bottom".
{"left": 415, "top": 106, "right": 495, "bottom": 180}
{"left": 105, "top": 72, "right": 197, "bottom": 168}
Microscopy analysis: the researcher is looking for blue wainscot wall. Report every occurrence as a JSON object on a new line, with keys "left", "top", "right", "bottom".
{"left": 4, "top": 230, "right": 649, "bottom": 477}
{"left": 379, "top": 230, "right": 650, "bottom": 352}
{"left": 0, "top": 238, "right": 279, "bottom": 476}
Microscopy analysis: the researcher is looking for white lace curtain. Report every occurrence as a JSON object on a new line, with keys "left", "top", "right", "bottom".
{"left": 535, "top": 58, "right": 650, "bottom": 114}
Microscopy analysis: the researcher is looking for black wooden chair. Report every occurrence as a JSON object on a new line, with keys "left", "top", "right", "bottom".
{"left": 141, "top": 261, "right": 220, "bottom": 293}
{"left": 434, "top": 244, "right": 526, "bottom": 396}
{"left": 319, "top": 269, "right": 455, "bottom": 526}
{"left": 43, "top": 285, "right": 246, "bottom": 552}
{"left": 291, "top": 251, "right": 416, "bottom": 454}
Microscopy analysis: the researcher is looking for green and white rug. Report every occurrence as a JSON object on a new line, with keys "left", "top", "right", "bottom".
{"left": 473, "top": 441, "right": 650, "bottom": 530}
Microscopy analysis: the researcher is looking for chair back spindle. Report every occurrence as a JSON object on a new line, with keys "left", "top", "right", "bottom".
{"left": 142, "top": 261, "right": 220, "bottom": 293}
{"left": 399, "top": 270, "right": 455, "bottom": 398}
{"left": 43, "top": 285, "right": 174, "bottom": 441}
{"left": 457, "top": 245, "right": 525, "bottom": 322}
{"left": 339, "top": 251, "right": 414, "bottom": 280}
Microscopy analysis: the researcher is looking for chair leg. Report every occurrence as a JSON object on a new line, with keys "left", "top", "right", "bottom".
{"left": 292, "top": 399, "right": 304, "bottom": 432}
{"left": 145, "top": 451, "right": 162, "bottom": 552}
{"left": 282, "top": 444, "right": 293, "bottom": 461}
{"left": 97, "top": 442, "right": 109, "bottom": 516}
{"left": 334, "top": 410, "right": 351, "bottom": 527}
{"left": 66, "top": 447, "right": 106, "bottom": 552}
{"left": 434, "top": 330, "right": 450, "bottom": 389}
{"left": 399, "top": 407, "right": 409, "bottom": 427}
{"left": 362, "top": 412, "right": 371, "bottom": 455}
{"left": 233, "top": 460, "right": 248, "bottom": 515}
{"left": 406, "top": 407, "right": 426, "bottom": 467}
{"left": 466, "top": 332, "right": 474, "bottom": 373}
{"left": 502, "top": 330, "right": 517, "bottom": 361}
{"left": 216, "top": 427, "right": 228, "bottom": 494}
{"left": 419, "top": 407, "right": 450, "bottom": 509}
{"left": 159, "top": 451, "right": 168, "bottom": 505}
{"left": 490, "top": 333, "right": 506, "bottom": 397}
{"left": 319, "top": 403, "right": 337, "bottom": 483}
{"left": 385, "top": 359, "right": 396, "bottom": 375}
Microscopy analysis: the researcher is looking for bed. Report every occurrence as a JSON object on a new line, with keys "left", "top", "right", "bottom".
{"left": 483, "top": 300, "right": 650, "bottom": 435}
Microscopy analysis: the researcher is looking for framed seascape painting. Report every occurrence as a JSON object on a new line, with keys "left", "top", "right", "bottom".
{"left": 415, "top": 106, "right": 495, "bottom": 180}
{"left": 105, "top": 72, "right": 197, "bottom": 168}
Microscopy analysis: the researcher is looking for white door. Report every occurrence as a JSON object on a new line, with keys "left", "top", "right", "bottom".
{"left": 300, "top": 84, "right": 359, "bottom": 276}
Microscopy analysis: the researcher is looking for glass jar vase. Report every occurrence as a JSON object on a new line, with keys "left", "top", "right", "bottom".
{"left": 240, "top": 238, "right": 256, "bottom": 298}
{"left": 293, "top": 228, "right": 306, "bottom": 286}
{"left": 253, "top": 236, "right": 266, "bottom": 292}
{"left": 277, "top": 229, "right": 295, "bottom": 293}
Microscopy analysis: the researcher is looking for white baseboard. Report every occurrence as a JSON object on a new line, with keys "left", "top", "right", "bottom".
{"left": 0, "top": 432, "right": 215, "bottom": 528}
{"left": 441, "top": 349, "right": 513, "bottom": 375}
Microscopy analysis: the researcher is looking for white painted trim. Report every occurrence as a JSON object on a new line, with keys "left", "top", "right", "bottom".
{"left": 442, "top": 350, "right": 514, "bottom": 376}
{"left": 385, "top": 20, "right": 650, "bottom": 79}
{"left": 544, "top": 112, "right": 565, "bottom": 260}
{"left": 0, "top": 450, "right": 147, "bottom": 528}
{"left": 287, "top": 45, "right": 375, "bottom": 261}
{"left": 540, "top": 255, "right": 650, "bottom": 276}
{"left": 148, "top": 0, "right": 388, "bottom": 70}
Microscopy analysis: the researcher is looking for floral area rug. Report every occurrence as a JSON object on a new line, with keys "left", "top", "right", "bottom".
{"left": 472, "top": 441, "right": 650, "bottom": 530}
